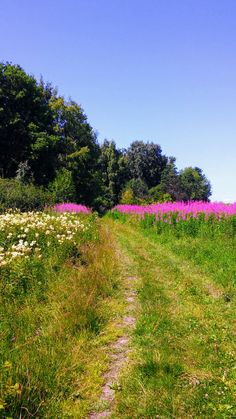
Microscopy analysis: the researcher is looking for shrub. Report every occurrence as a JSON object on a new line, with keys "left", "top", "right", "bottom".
{"left": 0, "top": 178, "right": 51, "bottom": 212}
{"left": 120, "top": 178, "right": 149, "bottom": 204}
{"left": 120, "top": 188, "right": 134, "bottom": 204}
{"left": 148, "top": 184, "right": 172, "bottom": 203}
{"left": 49, "top": 169, "right": 76, "bottom": 203}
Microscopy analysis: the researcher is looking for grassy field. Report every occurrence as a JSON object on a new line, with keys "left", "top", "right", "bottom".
{"left": 1, "top": 208, "right": 236, "bottom": 417}
{"left": 109, "top": 214, "right": 236, "bottom": 418}
{"left": 0, "top": 212, "right": 124, "bottom": 417}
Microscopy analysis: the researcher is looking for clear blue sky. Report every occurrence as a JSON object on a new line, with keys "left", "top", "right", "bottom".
{"left": 0, "top": 0, "right": 235, "bottom": 201}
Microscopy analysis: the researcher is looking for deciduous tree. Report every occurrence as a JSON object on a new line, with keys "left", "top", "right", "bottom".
{"left": 179, "top": 167, "right": 211, "bottom": 201}
{"left": 127, "top": 141, "right": 167, "bottom": 188}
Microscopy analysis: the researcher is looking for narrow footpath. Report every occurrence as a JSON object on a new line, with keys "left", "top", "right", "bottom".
{"left": 89, "top": 224, "right": 140, "bottom": 418}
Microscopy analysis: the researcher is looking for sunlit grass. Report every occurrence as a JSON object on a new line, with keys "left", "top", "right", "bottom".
{"left": 111, "top": 220, "right": 236, "bottom": 418}
{"left": 0, "top": 215, "right": 122, "bottom": 417}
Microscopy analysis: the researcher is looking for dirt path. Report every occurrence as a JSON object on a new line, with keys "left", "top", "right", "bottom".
{"left": 89, "top": 248, "right": 139, "bottom": 418}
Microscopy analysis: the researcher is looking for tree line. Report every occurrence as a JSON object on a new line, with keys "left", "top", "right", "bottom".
{"left": 0, "top": 63, "right": 211, "bottom": 212}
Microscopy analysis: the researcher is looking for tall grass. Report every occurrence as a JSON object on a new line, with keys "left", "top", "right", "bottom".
{"left": 0, "top": 214, "right": 120, "bottom": 417}
{"left": 139, "top": 213, "right": 236, "bottom": 290}
{"left": 110, "top": 218, "right": 236, "bottom": 417}
{"left": 110, "top": 210, "right": 236, "bottom": 290}
{"left": 140, "top": 212, "right": 236, "bottom": 238}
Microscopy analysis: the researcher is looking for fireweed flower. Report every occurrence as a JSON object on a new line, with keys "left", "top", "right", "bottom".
{"left": 53, "top": 203, "right": 91, "bottom": 214}
{"left": 113, "top": 201, "right": 236, "bottom": 221}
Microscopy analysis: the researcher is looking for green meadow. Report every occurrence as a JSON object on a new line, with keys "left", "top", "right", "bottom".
{"left": 0, "top": 210, "right": 235, "bottom": 417}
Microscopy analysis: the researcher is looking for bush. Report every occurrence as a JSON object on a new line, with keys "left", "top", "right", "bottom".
{"left": 0, "top": 178, "right": 51, "bottom": 212}
{"left": 120, "top": 188, "right": 134, "bottom": 204}
{"left": 49, "top": 169, "right": 76, "bottom": 203}
{"left": 148, "top": 185, "right": 172, "bottom": 203}
{"left": 120, "top": 178, "right": 148, "bottom": 204}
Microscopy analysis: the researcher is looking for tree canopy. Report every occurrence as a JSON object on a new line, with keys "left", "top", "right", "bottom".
{"left": 127, "top": 141, "right": 168, "bottom": 188}
{"left": 0, "top": 62, "right": 212, "bottom": 211}
{"left": 0, "top": 63, "right": 58, "bottom": 182}
{"left": 179, "top": 167, "right": 211, "bottom": 201}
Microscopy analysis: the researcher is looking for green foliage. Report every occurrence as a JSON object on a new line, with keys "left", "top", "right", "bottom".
{"left": 0, "top": 63, "right": 59, "bottom": 184}
{"left": 159, "top": 157, "right": 183, "bottom": 200}
{"left": 120, "top": 188, "right": 135, "bottom": 204}
{"left": 99, "top": 140, "right": 120, "bottom": 203}
{"left": 0, "top": 215, "right": 121, "bottom": 417}
{"left": 0, "top": 63, "right": 99, "bottom": 206}
{"left": 120, "top": 178, "right": 148, "bottom": 204}
{"left": 111, "top": 220, "right": 236, "bottom": 418}
{"left": 179, "top": 167, "right": 211, "bottom": 201}
{"left": 29, "top": 130, "right": 61, "bottom": 185}
{"left": 127, "top": 141, "right": 168, "bottom": 188}
{"left": 15, "top": 161, "right": 33, "bottom": 184}
{"left": 127, "top": 178, "right": 148, "bottom": 199}
{"left": 49, "top": 168, "right": 76, "bottom": 203}
{"left": 98, "top": 140, "right": 129, "bottom": 210}
{"left": 148, "top": 184, "right": 173, "bottom": 203}
{"left": 0, "top": 62, "right": 212, "bottom": 209}
{"left": 0, "top": 178, "right": 51, "bottom": 211}
{"left": 52, "top": 97, "right": 100, "bottom": 205}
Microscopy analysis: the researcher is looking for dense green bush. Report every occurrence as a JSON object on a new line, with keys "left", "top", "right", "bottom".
{"left": 49, "top": 168, "right": 76, "bottom": 203}
{"left": 148, "top": 184, "right": 172, "bottom": 203}
{"left": 0, "top": 178, "right": 51, "bottom": 212}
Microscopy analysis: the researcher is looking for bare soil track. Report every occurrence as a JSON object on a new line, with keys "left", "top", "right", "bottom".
{"left": 89, "top": 255, "right": 139, "bottom": 418}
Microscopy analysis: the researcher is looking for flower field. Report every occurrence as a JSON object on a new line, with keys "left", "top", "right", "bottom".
{"left": 111, "top": 199, "right": 236, "bottom": 291}
{"left": 0, "top": 210, "right": 91, "bottom": 269}
{"left": 108, "top": 201, "right": 236, "bottom": 417}
{"left": 112, "top": 201, "right": 236, "bottom": 239}
{"left": 114, "top": 201, "right": 236, "bottom": 219}
{"left": 1, "top": 202, "right": 236, "bottom": 416}
{"left": 54, "top": 203, "right": 91, "bottom": 213}
{"left": 1, "top": 207, "right": 117, "bottom": 416}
